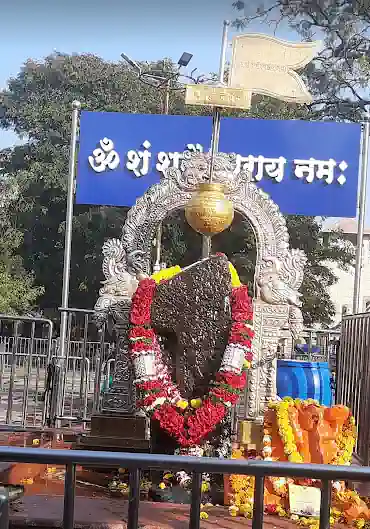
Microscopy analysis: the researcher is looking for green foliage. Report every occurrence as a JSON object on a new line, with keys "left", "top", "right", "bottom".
{"left": 0, "top": 177, "right": 44, "bottom": 314}
{"left": 0, "top": 51, "right": 354, "bottom": 324}
{"left": 0, "top": 267, "right": 43, "bottom": 315}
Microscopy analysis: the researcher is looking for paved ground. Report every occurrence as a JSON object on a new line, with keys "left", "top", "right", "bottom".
{"left": 9, "top": 497, "right": 307, "bottom": 529}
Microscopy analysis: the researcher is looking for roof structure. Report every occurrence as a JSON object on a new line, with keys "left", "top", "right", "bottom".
{"left": 323, "top": 218, "right": 370, "bottom": 235}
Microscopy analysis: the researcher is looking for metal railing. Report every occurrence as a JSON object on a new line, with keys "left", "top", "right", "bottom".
{"left": 0, "top": 311, "right": 114, "bottom": 428}
{"left": 0, "top": 335, "right": 113, "bottom": 424}
{"left": 278, "top": 327, "right": 340, "bottom": 368}
{"left": 336, "top": 312, "right": 370, "bottom": 464}
{"left": 0, "top": 315, "right": 54, "bottom": 427}
{"left": 49, "top": 308, "right": 113, "bottom": 427}
{"left": 1, "top": 447, "right": 370, "bottom": 529}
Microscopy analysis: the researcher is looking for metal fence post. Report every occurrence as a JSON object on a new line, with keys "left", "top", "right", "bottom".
{"left": 63, "top": 463, "right": 76, "bottom": 529}
{"left": 0, "top": 489, "right": 9, "bottom": 529}
{"left": 6, "top": 321, "right": 20, "bottom": 424}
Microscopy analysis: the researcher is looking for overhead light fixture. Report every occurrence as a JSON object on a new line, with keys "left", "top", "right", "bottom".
{"left": 120, "top": 53, "right": 141, "bottom": 74}
{"left": 178, "top": 52, "right": 193, "bottom": 67}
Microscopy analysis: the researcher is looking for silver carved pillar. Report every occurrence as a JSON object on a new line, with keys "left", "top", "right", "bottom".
{"left": 101, "top": 301, "right": 136, "bottom": 414}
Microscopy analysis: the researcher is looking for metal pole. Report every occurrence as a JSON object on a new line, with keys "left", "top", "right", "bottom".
{"left": 353, "top": 109, "right": 369, "bottom": 313}
{"left": 153, "top": 80, "right": 170, "bottom": 273}
{"left": 57, "top": 100, "right": 80, "bottom": 423}
{"left": 202, "top": 20, "right": 229, "bottom": 258}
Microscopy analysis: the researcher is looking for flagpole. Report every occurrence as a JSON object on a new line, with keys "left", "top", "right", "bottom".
{"left": 56, "top": 100, "right": 80, "bottom": 424}
{"left": 202, "top": 20, "right": 230, "bottom": 258}
{"left": 353, "top": 108, "right": 369, "bottom": 314}
{"left": 153, "top": 79, "right": 170, "bottom": 272}
{"left": 60, "top": 100, "right": 80, "bottom": 358}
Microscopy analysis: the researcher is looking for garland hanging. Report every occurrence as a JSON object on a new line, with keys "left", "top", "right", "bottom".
{"left": 128, "top": 260, "right": 254, "bottom": 447}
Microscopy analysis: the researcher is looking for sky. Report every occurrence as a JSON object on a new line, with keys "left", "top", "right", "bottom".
{"left": 0, "top": 0, "right": 367, "bottom": 224}
{"left": 0, "top": 0, "right": 293, "bottom": 149}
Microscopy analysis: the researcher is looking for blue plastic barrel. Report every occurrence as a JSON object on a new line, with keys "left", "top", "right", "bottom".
{"left": 276, "top": 360, "right": 333, "bottom": 406}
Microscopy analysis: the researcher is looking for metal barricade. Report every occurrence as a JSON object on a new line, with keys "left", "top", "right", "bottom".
{"left": 278, "top": 327, "right": 340, "bottom": 368}
{"left": 0, "top": 309, "right": 114, "bottom": 428}
{"left": 337, "top": 312, "right": 370, "bottom": 464}
{"left": 50, "top": 308, "right": 113, "bottom": 428}
{"left": 0, "top": 315, "right": 53, "bottom": 427}
{"left": 2, "top": 446, "right": 370, "bottom": 529}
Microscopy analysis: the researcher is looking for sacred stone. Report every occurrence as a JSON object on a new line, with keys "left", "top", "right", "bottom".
{"left": 151, "top": 254, "right": 232, "bottom": 399}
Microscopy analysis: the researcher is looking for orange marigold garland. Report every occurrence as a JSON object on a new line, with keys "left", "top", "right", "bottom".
{"left": 229, "top": 399, "right": 366, "bottom": 527}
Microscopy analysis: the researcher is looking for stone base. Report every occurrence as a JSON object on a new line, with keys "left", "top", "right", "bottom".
{"left": 76, "top": 414, "right": 150, "bottom": 456}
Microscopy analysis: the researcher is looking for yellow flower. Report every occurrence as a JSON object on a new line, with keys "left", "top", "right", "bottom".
{"left": 243, "top": 360, "right": 251, "bottom": 369}
{"left": 190, "top": 398, "right": 202, "bottom": 409}
{"left": 239, "top": 503, "right": 252, "bottom": 516}
{"left": 201, "top": 481, "right": 210, "bottom": 493}
{"left": 229, "top": 262, "right": 242, "bottom": 287}
{"left": 276, "top": 505, "right": 286, "bottom": 517}
{"left": 229, "top": 505, "right": 239, "bottom": 517}
{"left": 151, "top": 266, "right": 182, "bottom": 284}
{"left": 158, "top": 482, "right": 166, "bottom": 490}
{"left": 355, "top": 519, "right": 365, "bottom": 529}
{"left": 200, "top": 512, "right": 209, "bottom": 520}
{"left": 176, "top": 399, "right": 189, "bottom": 410}
{"left": 289, "top": 452, "right": 304, "bottom": 463}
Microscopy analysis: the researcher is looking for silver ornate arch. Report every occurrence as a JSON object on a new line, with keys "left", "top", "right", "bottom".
{"left": 122, "top": 151, "right": 303, "bottom": 291}
{"left": 95, "top": 151, "right": 307, "bottom": 421}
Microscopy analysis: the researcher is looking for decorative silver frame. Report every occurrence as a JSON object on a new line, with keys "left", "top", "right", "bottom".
{"left": 95, "top": 152, "right": 307, "bottom": 421}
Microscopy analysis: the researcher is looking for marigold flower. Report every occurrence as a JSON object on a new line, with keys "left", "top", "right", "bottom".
{"left": 229, "top": 505, "right": 239, "bottom": 517}
{"left": 201, "top": 481, "right": 210, "bottom": 493}
{"left": 190, "top": 398, "right": 202, "bottom": 409}
{"left": 176, "top": 399, "right": 189, "bottom": 410}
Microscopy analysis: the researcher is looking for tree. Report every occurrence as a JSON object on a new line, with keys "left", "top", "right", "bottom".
{"left": 231, "top": 0, "right": 370, "bottom": 121}
{"left": 0, "top": 54, "right": 187, "bottom": 313}
{"left": 0, "top": 52, "right": 353, "bottom": 325}
{"left": 0, "top": 175, "right": 43, "bottom": 314}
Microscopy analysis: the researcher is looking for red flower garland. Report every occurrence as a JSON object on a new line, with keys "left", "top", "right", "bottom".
{"left": 128, "top": 274, "right": 254, "bottom": 447}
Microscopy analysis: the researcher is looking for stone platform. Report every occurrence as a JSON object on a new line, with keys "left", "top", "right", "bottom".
{"left": 76, "top": 415, "right": 150, "bottom": 453}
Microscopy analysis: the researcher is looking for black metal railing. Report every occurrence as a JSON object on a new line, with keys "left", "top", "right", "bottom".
{"left": 1, "top": 447, "right": 370, "bottom": 529}
{"left": 337, "top": 312, "right": 370, "bottom": 464}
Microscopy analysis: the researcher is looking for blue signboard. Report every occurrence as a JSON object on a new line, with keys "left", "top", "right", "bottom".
{"left": 76, "top": 111, "right": 361, "bottom": 217}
